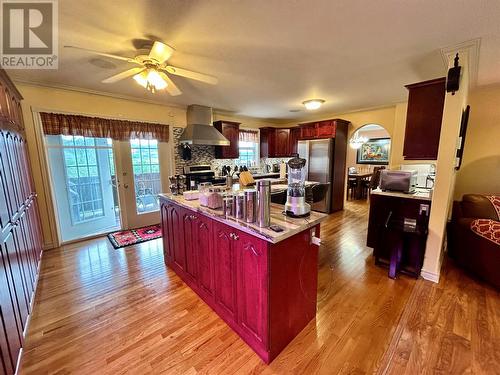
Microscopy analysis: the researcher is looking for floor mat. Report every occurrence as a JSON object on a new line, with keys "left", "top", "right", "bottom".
{"left": 107, "top": 224, "right": 162, "bottom": 249}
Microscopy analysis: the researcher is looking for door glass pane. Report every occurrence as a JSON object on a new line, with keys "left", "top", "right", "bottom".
{"left": 46, "top": 135, "right": 120, "bottom": 242}
{"left": 130, "top": 139, "right": 161, "bottom": 213}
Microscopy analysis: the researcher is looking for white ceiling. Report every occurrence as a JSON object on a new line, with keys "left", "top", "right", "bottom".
{"left": 8, "top": 0, "right": 500, "bottom": 121}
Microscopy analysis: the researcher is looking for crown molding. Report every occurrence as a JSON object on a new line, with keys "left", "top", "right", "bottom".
{"left": 11, "top": 78, "right": 189, "bottom": 109}
{"left": 11, "top": 79, "right": 285, "bottom": 124}
{"left": 440, "top": 38, "right": 481, "bottom": 88}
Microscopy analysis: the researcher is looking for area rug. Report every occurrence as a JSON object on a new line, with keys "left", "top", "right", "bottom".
{"left": 107, "top": 224, "right": 162, "bottom": 249}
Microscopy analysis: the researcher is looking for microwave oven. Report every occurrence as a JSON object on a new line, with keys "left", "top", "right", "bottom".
{"left": 379, "top": 170, "right": 418, "bottom": 193}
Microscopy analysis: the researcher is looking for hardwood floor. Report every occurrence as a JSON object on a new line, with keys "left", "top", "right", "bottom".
{"left": 19, "top": 200, "right": 499, "bottom": 374}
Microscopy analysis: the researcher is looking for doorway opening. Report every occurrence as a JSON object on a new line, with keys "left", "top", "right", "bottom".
{"left": 46, "top": 135, "right": 120, "bottom": 242}
{"left": 45, "top": 135, "right": 167, "bottom": 244}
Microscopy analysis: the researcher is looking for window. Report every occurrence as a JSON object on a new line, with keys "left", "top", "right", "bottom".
{"left": 237, "top": 130, "right": 259, "bottom": 167}
{"left": 60, "top": 135, "right": 107, "bottom": 223}
{"left": 130, "top": 139, "right": 161, "bottom": 213}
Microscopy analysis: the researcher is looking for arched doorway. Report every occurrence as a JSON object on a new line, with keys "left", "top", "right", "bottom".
{"left": 347, "top": 124, "right": 391, "bottom": 170}
{"left": 345, "top": 124, "right": 391, "bottom": 200}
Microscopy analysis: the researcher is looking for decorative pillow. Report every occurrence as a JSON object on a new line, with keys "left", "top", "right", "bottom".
{"left": 470, "top": 219, "right": 500, "bottom": 246}
{"left": 486, "top": 195, "right": 500, "bottom": 220}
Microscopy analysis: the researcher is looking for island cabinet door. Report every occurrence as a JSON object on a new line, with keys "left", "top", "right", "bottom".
{"left": 181, "top": 210, "right": 198, "bottom": 283}
{"left": 212, "top": 222, "right": 238, "bottom": 320}
{"left": 194, "top": 215, "right": 214, "bottom": 298}
{"left": 235, "top": 231, "right": 269, "bottom": 349}
{"left": 165, "top": 203, "right": 185, "bottom": 271}
{"left": 160, "top": 203, "right": 171, "bottom": 263}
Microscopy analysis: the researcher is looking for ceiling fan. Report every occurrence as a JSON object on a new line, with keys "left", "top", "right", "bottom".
{"left": 64, "top": 41, "right": 218, "bottom": 95}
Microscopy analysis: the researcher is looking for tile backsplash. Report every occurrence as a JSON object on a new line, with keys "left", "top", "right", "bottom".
{"left": 173, "top": 127, "right": 291, "bottom": 175}
{"left": 173, "top": 127, "right": 215, "bottom": 174}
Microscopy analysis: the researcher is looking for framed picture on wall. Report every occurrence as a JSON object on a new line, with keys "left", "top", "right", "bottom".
{"left": 356, "top": 138, "right": 390, "bottom": 165}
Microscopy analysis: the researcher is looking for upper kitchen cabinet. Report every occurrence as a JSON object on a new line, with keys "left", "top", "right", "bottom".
{"left": 275, "top": 128, "right": 290, "bottom": 157}
{"left": 214, "top": 120, "right": 240, "bottom": 159}
{"left": 299, "top": 123, "right": 317, "bottom": 139}
{"left": 260, "top": 119, "right": 350, "bottom": 158}
{"left": 0, "top": 70, "right": 24, "bottom": 131}
{"left": 260, "top": 127, "right": 290, "bottom": 158}
{"left": 289, "top": 127, "right": 301, "bottom": 156}
{"left": 403, "top": 77, "right": 446, "bottom": 160}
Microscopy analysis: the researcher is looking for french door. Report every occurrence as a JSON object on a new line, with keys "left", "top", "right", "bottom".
{"left": 46, "top": 135, "right": 171, "bottom": 244}
{"left": 115, "top": 139, "right": 169, "bottom": 229}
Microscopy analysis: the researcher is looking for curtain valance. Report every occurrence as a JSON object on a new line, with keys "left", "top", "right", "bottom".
{"left": 40, "top": 112, "right": 169, "bottom": 142}
{"left": 239, "top": 129, "right": 259, "bottom": 143}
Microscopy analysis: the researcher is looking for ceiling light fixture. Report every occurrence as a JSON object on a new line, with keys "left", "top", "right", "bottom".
{"left": 349, "top": 131, "right": 368, "bottom": 149}
{"left": 302, "top": 99, "right": 325, "bottom": 110}
{"left": 133, "top": 68, "right": 168, "bottom": 93}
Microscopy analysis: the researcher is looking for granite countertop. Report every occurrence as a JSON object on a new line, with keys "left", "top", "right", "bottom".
{"left": 371, "top": 188, "right": 432, "bottom": 201}
{"left": 159, "top": 193, "right": 327, "bottom": 244}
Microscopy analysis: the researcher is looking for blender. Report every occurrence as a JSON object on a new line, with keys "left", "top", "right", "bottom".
{"left": 285, "top": 155, "right": 310, "bottom": 217}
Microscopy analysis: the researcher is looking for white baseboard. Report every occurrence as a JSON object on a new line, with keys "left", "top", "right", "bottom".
{"left": 420, "top": 269, "right": 440, "bottom": 283}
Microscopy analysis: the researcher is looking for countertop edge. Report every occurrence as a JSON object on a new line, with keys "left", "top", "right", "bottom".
{"left": 159, "top": 194, "right": 327, "bottom": 244}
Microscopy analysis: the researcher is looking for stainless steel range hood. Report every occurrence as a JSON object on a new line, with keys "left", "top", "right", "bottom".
{"left": 179, "top": 105, "right": 230, "bottom": 146}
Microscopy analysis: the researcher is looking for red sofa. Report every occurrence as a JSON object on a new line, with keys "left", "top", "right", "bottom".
{"left": 448, "top": 194, "right": 500, "bottom": 289}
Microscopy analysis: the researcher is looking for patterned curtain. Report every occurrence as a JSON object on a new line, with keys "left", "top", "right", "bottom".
{"left": 40, "top": 112, "right": 169, "bottom": 142}
{"left": 239, "top": 129, "right": 258, "bottom": 143}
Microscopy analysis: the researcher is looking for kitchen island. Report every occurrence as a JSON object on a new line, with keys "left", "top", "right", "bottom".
{"left": 159, "top": 193, "right": 327, "bottom": 363}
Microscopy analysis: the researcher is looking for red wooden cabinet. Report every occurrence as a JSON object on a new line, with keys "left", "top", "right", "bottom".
{"left": 0, "top": 69, "right": 43, "bottom": 375}
{"left": 159, "top": 196, "right": 321, "bottom": 363}
{"left": 235, "top": 230, "right": 268, "bottom": 347}
{"left": 274, "top": 128, "right": 290, "bottom": 157}
{"left": 403, "top": 77, "right": 446, "bottom": 160}
{"left": 300, "top": 123, "right": 317, "bottom": 139}
{"left": 213, "top": 222, "right": 238, "bottom": 319}
{"left": 214, "top": 120, "right": 240, "bottom": 159}
{"left": 259, "top": 127, "right": 291, "bottom": 157}
{"left": 193, "top": 214, "right": 213, "bottom": 298}
{"left": 317, "top": 120, "right": 336, "bottom": 137}
{"left": 289, "top": 127, "right": 300, "bottom": 156}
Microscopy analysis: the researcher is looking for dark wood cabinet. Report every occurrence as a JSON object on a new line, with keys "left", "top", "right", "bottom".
{"left": 160, "top": 196, "right": 321, "bottom": 363}
{"left": 403, "top": 77, "right": 446, "bottom": 160}
{"left": 317, "top": 120, "right": 335, "bottom": 137}
{"left": 300, "top": 123, "right": 317, "bottom": 139}
{"left": 213, "top": 120, "right": 240, "bottom": 159}
{"left": 213, "top": 222, "right": 238, "bottom": 319}
{"left": 235, "top": 230, "right": 268, "bottom": 347}
{"left": 274, "top": 128, "right": 290, "bottom": 157}
{"left": 0, "top": 70, "right": 43, "bottom": 375}
{"left": 289, "top": 127, "right": 301, "bottom": 156}
{"left": 193, "top": 214, "right": 213, "bottom": 298}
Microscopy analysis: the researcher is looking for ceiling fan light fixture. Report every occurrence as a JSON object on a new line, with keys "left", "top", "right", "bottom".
{"left": 133, "top": 69, "right": 168, "bottom": 92}
{"left": 147, "top": 69, "right": 167, "bottom": 90}
{"left": 133, "top": 71, "right": 148, "bottom": 88}
{"left": 303, "top": 99, "right": 325, "bottom": 110}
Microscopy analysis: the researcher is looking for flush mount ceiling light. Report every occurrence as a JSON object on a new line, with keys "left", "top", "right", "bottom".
{"left": 302, "top": 99, "right": 325, "bottom": 110}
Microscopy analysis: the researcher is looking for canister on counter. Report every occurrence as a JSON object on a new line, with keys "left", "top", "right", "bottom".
{"left": 223, "top": 194, "right": 234, "bottom": 217}
{"left": 234, "top": 192, "right": 245, "bottom": 219}
{"left": 256, "top": 179, "right": 271, "bottom": 227}
{"left": 244, "top": 189, "right": 257, "bottom": 223}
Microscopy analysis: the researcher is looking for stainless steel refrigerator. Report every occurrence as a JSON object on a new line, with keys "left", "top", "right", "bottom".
{"left": 297, "top": 139, "right": 333, "bottom": 213}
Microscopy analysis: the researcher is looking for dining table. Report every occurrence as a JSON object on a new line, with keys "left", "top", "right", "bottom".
{"left": 348, "top": 172, "right": 373, "bottom": 200}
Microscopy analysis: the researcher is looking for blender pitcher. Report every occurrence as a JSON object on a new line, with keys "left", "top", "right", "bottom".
{"left": 285, "top": 155, "right": 311, "bottom": 217}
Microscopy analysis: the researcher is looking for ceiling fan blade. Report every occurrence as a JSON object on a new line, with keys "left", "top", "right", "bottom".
{"left": 102, "top": 67, "right": 144, "bottom": 83}
{"left": 164, "top": 65, "right": 218, "bottom": 85}
{"left": 64, "top": 45, "right": 140, "bottom": 65}
{"left": 158, "top": 72, "right": 182, "bottom": 96}
{"left": 149, "top": 41, "right": 174, "bottom": 63}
